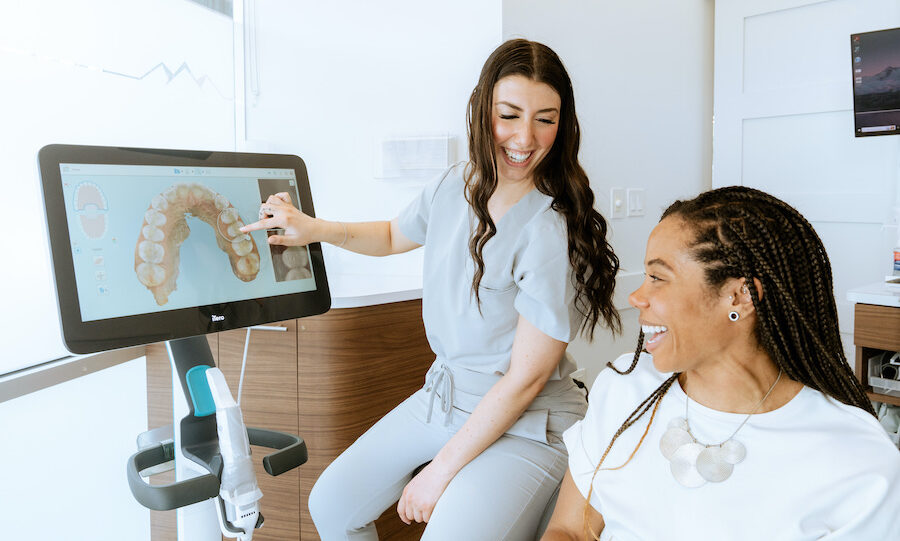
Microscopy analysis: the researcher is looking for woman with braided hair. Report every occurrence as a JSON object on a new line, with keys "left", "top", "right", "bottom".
{"left": 542, "top": 186, "right": 900, "bottom": 541}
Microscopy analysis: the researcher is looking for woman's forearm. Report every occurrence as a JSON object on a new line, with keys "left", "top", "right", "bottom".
{"left": 428, "top": 371, "right": 546, "bottom": 479}
{"left": 315, "top": 218, "right": 419, "bottom": 256}
{"left": 430, "top": 316, "right": 567, "bottom": 479}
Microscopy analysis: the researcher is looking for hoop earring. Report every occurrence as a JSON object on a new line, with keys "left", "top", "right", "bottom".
{"left": 728, "top": 311, "right": 740, "bottom": 322}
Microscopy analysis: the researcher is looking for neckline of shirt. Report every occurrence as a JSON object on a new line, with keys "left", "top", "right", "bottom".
{"left": 665, "top": 372, "right": 811, "bottom": 425}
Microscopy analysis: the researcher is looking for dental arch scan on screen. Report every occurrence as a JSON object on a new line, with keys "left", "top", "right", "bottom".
{"left": 62, "top": 163, "right": 315, "bottom": 322}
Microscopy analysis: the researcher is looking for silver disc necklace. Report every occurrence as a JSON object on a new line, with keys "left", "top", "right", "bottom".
{"left": 659, "top": 369, "right": 783, "bottom": 488}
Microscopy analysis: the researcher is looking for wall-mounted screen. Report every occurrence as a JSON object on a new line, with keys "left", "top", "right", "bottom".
{"left": 852, "top": 26, "right": 900, "bottom": 137}
{"left": 39, "top": 145, "right": 331, "bottom": 354}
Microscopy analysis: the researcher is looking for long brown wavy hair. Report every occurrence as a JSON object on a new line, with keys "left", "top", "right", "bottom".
{"left": 465, "top": 39, "right": 620, "bottom": 339}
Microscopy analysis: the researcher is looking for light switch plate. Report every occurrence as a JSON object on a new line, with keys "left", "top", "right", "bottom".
{"left": 610, "top": 188, "right": 626, "bottom": 219}
{"left": 627, "top": 188, "right": 645, "bottom": 217}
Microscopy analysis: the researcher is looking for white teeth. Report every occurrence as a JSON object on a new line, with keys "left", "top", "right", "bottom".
{"left": 503, "top": 148, "right": 532, "bottom": 163}
{"left": 232, "top": 236, "right": 253, "bottom": 256}
{"left": 219, "top": 208, "right": 239, "bottom": 224}
{"left": 641, "top": 325, "right": 668, "bottom": 335}
{"left": 151, "top": 194, "right": 168, "bottom": 211}
{"left": 142, "top": 225, "right": 164, "bottom": 242}
{"left": 215, "top": 194, "right": 229, "bottom": 210}
{"left": 237, "top": 253, "right": 260, "bottom": 275}
{"left": 139, "top": 240, "right": 165, "bottom": 264}
{"left": 144, "top": 209, "right": 166, "bottom": 227}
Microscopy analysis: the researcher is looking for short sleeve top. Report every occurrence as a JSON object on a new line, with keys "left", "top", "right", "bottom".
{"left": 397, "top": 163, "right": 582, "bottom": 379}
{"left": 563, "top": 352, "right": 900, "bottom": 541}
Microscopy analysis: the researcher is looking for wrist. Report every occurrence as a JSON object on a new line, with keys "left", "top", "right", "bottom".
{"left": 429, "top": 451, "right": 463, "bottom": 480}
{"left": 313, "top": 219, "right": 338, "bottom": 245}
{"left": 329, "top": 220, "right": 348, "bottom": 247}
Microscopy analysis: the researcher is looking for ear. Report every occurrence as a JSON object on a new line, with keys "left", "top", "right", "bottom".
{"left": 725, "top": 278, "right": 763, "bottom": 303}
{"left": 724, "top": 278, "right": 761, "bottom": 319}
{"left": 750, "top": 278, "right": 764, "bottom": 302}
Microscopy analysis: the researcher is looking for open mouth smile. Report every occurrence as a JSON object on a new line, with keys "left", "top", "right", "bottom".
{"left": 502, "top": 147, "right": 534, "bottom": 165}
{"left": 642, "top": 324, "right": 668, "bottom": 350}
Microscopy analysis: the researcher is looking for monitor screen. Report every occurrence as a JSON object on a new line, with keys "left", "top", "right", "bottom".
{"left": 852, "top": 27, "right": 900, "bottom": 137}
{"left": 39, "top": 145, "right": 331, "bottom": 354}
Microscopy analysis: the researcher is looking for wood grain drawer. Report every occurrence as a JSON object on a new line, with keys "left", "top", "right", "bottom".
{"left": 854, "top": 304, "right": 900, "bottom": 352}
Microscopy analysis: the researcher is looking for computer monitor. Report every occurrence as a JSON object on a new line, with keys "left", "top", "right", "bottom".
{"left": 852, "top": 26, "right": 900, "bottom": 137}
{"left": 38, "top": 144, "right": 331, "bottom": 354}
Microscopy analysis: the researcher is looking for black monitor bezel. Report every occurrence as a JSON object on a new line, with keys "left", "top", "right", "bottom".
{"left": 38, "top": 144, "right": 331, "bottom": 354}
{"left": 851, "top": 26, "right": 900, "bottom": 138}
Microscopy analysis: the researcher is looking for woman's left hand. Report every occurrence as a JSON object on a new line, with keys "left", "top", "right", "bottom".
{"left": 396, "top": 462, "right": 454, "bottom": 524}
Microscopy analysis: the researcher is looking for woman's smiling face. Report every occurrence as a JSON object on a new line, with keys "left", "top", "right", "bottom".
{"left": 628, "top": 217, "right": 739, "bottom": 374}
{"left": 491, "top": 74, "right": 561, "bottom": 185}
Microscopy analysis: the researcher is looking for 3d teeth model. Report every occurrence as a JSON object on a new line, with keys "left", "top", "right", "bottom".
{"left": 134, "top": 183, "right": 260, "bottom": 305}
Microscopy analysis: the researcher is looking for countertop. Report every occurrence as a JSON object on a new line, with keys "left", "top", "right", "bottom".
{"left": 846, "top": 281, "right": 900, "bottom": 308}
{"left": 324, "top": 245, "right": 424, "bottom": 309}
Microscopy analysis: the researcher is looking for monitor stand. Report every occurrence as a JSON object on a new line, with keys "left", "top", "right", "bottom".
{"left": 127, "top": 335, "right": 308, "bottom": 540}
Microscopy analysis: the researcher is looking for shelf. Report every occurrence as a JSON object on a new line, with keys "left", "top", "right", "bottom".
{"left": 853, "top": 303, "right": 900, "bottom": 408}
{"left": 867, "top": 391, "right": 900, "bottom": 407}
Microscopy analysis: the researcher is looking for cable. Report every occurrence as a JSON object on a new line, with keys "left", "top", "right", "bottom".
{"left": 237, "top": 327, "right": 251, "bottom": 406}
{"left": 236, "top": 324, "right": 287, "bottom": 406}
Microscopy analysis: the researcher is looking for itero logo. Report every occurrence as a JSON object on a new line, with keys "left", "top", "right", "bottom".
{"left": 211, "top": 315, "right": 225, "bottom": 322}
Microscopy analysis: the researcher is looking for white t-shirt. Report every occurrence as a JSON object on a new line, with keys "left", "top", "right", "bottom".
{"left": 563, "top": 352, "right": 900, "bottom": 541}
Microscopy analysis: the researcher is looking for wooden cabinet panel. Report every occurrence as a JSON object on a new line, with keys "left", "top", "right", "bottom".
{"left": 146, "top": 300, "right": 432, "bottom": 540}
{"left": 854, "top": 304, "right": 900, "bottom": 352}
{"left": 298, "top": 301, "right": 432, "bottom": 541}
{"left": 854, "top": 303, "right": 900, "bottom": 407}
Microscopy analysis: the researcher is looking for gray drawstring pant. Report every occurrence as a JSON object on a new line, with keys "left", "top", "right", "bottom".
{"left": 308, "top": 364, "right": 586, "bottom": 541}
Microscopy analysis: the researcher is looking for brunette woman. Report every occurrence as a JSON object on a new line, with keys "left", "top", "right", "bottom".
{"left": 243, "top": 38, "right": 619, "bottom": 540}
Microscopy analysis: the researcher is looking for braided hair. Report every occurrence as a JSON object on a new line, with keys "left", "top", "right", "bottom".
{"left": 580, "top": 186, "right": 875, "bottom": 540}
{"left": 661, "top": 186, "right": 873, "bottom": 415}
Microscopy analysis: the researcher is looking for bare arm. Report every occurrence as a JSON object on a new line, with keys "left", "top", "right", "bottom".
{"left": 396, "top": 315, "right": 568, "bottom": 523}
{"left": 541, "top": 469, "right": 605, "bottom": 540}
{"left": 239, "top": 192, "right": 420, "bottom": 256}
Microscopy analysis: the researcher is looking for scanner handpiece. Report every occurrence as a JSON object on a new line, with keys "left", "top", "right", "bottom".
{"left": 206, "top": 368, "right": 262, "bottom": 540}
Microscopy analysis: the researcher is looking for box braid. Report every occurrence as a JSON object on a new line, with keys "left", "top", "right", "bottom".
{"left": 661, "top": 186, "right": 875, "bottom": 416}
{"left": 579, "top": 186, "right": 874, "bottom": 539}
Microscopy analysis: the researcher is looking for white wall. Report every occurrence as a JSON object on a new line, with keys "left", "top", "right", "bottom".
{"left": 0, "top": 1, "right": 235, "bottom": 537}
{"left": 1, "top": 2, "right": 717, "bottom": 537}
{"left": 0, "top": 0, "right": 236, "bottom": 373}
{"left": 0, "top": 359, "right": 150, "bottom": 541}
{"left": 244, "top": 0, "right": 716, "bottom": 385}
{"left": 713, "top": 0, "right": 900, "bottom": 361}
{"left": 243, "top": 0, "right": 502, "bottom": 280}
{"left": 503, "top": 0, "right": 716, "bottom": 384}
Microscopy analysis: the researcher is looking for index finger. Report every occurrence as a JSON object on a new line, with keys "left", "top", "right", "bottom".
{"left": 240, "top": 217, "right": 279, "bottom": 233}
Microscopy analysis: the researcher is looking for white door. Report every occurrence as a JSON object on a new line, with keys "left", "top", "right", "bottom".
{"left": 713, "top": 0, "right": 900, "bottom": 356}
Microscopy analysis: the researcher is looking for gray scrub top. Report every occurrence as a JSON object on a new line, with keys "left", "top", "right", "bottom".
{"left": 398, "top": 163, "right": 587, "bottom": 440}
